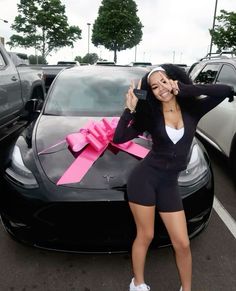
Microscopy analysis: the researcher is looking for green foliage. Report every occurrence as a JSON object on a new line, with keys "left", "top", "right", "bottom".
{"left": 92, "top": 0, "right": 143, "bottom": 63}
{"left": 15, "top": 52, "right": 28, "bottom": 60}
{"left": 210, "top": 10, "right": 236, "bottom": 51}
{"left": 74, "top": 53, "right": 99, "bottom": 64}
{"left": 82, "top": 53, "right": 99, "bottom": 64}
{"left": 74, "top": 56, "right": 83, "bottom": 63}
{"left": 28, "top": 54, "right": 47, "bottom": 64}
{"left": 7, "top": 0, "right": 82, "bottom": 61}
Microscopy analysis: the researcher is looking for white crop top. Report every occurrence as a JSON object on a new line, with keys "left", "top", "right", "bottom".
{"left": 165, "top": 126, "right": 184, "bottom": 144}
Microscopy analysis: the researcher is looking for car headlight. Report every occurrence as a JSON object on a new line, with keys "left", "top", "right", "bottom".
{"left": 178, "top": 142, "right": 209, "bottom": 187}
{"left": 5, "top": 145, "right": 39, "bottom": 188}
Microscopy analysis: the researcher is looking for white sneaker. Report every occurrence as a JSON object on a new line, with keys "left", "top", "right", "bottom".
{"left": 129, "top": 278, "right": 150, "bottom": 291}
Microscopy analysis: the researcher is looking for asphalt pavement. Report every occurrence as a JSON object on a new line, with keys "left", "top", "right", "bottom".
{"left": 0, "top": 139, "right": 235, "bottom": 291}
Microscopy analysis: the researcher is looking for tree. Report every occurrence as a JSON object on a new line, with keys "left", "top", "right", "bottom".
{"left": 92, "top": 0, "right": 143, "bottom": 63}
{"left": 82, "top": 53, "right": 99, "bottom": 64}
{"left": 210, "top": 10, "right": 236, "bottom": 52}
{"left": 28, "top": 54, "right": 47, "bottom": 64}
{"left": 7, "top": 0, "right": 82, "bottom": 62}
{"left": 74, "top": 53, "right": 99, "bottom": 64}
{"left": 74, "top": 56, "right": 83, "bottom": 63}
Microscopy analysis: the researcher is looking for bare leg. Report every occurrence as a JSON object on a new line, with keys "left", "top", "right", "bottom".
{"left": 129, "top": 202, "right": 155, "bottom": 286}
{"left": 159, "top": 211, "right": 192, "bottom": 291}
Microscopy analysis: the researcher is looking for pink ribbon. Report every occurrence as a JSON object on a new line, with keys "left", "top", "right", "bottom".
{"left": 54, "top": 117, "right": 150, "bottom": 185}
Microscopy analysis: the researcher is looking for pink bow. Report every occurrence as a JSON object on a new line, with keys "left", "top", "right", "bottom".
{"left": 55, "top": 117, "right": 149, "bottom": 185}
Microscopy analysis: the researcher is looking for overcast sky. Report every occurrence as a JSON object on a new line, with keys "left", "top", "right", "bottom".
{"left": 0, "top": 0, "right": 235, "bottom": 65}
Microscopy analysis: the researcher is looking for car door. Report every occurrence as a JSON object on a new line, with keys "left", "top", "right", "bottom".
{"left": 196, "top": 63, "right": 236, "bottom": 156}
{"left": 0, "top": 49, "right": 23, "bottom": 129}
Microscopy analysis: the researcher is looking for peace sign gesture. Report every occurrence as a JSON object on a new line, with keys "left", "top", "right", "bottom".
{"left": 157, "top": 71, "right": 179, "bottom": 95}
{"left": 125, "top": 79, "right": 142, "bottom": 113}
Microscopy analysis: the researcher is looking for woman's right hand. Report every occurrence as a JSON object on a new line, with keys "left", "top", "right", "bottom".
{"left": 157, "top": 72, "right": 179, "bottom": 95}
{"left": 125, "top": 79, "right": 141, "bottom": 112}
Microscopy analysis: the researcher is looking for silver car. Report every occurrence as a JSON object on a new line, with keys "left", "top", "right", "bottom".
{"left": 189, "top": 54, "right": 236, "bottom": 180}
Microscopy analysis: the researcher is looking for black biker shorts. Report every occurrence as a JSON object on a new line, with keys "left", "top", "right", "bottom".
{"left": 127, "top": 159, "right": 183, "bottom": 212}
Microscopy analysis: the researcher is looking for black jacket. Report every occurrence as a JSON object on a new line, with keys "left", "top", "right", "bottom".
{"left": 113, "top": 83, "right": 234, "bottom": 171}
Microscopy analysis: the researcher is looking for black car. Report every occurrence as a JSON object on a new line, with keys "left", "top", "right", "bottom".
{"left": 1, "top": 66, "right": 214, "bottom": 253}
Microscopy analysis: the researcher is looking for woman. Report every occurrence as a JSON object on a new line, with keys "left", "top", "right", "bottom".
{"left": 113, "top": 64, "right": 234, "bottom": 291}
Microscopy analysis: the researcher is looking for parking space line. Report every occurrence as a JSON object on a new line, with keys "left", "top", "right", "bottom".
{"left": 213, "top": 197, "right": 236, "bottom": 239}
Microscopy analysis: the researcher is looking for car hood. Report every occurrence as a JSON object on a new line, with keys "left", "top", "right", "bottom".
{"left": 35, "top": 115, "right": 151, "bottom": 189}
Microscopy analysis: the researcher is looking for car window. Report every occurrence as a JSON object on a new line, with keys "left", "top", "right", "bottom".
{"left": 44, "top": 69, "right": 144, "bottom": 116}
{"left": 193, "top": 64, "right": 221, "bottom": 84}
{"left": 0, "top": 52, "right": 6, "bottom": 69}
{"left": 188, "top": 62, "right": 202, "bottom": 79}
{"left": 216, "top": 64, "right": 236, "bottom": 91}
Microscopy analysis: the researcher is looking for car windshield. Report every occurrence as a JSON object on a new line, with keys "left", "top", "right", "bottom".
{"left": 44, "top": 67, "right": 146, "bottom": 116}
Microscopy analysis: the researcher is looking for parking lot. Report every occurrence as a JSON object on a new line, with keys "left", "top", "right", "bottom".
{"left": 0, "top": 138, "right": 235, "bottom": 291}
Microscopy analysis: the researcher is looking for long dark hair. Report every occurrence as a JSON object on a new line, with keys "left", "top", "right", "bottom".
{"left": 142, "top": 63, "right": 192, "bottom": 107}
{"left": 134, "top": 64, "right": 193, "bottom": 132}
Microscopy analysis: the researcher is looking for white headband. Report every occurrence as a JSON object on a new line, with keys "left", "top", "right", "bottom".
{"left": 147, "top": 66, "right": 165, "bottom": 82}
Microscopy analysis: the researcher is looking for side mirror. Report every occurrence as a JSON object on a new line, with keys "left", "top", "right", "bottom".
{"left": 21, "top": 99, "right": 43, "bottom": 121}
{"left": 24, "top": 98, "right": 43, "bottom": 112}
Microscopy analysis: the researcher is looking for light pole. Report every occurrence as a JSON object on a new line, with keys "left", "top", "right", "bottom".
{"left": 179, "top": 52, "right": 183, "bottom": 63}
{"left": 172, "top": 50, "right": 175, "bottom": 63}
{"left": 0, "top": 18, "right": 8, "bottom": 45}
{"left": 87, "top": 23, "right": 91, "bottom": 55}
{"left": 209, "top": 0, "right": 218, "bottom": 55}
{"left": 0, "top": 18, "right": 8, "bottom": 23}
{"left": 134, "top": 45, "right": 137, "bottom": 62}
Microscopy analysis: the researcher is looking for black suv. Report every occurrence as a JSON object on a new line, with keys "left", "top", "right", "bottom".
{"left": 188, "top": 52, "right": 236, "bottom": 180}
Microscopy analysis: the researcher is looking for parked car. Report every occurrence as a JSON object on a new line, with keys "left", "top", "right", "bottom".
{"left": 0, "top": 43, "right": 45, "bottom": 143}
{"left": 42, "top": 63, "right": 78, "bottom": 92}
{"left": 128, "top": 61, "right": 152, "bottom": 67}
{"left": 148, "top": 63, "right": 189, "bottom": 73}
{"left": 57, "top": 61, "right": 80, "bottom": 65}
{"left": 1, "top": 65, "right": 214, "bottom": 253}
{"left": 95, "top": 60, "right": 116, "bottom": 65}
{"left": 8, "top": 51, "right": 29, "bottom": 66}
{"left": 189, "top": 53, "right": 236, "bottom": 180}
{"left": 175, "top": 63, "right": 190, "bottom": 73}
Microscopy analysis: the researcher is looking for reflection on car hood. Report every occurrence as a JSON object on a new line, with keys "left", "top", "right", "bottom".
{"left": 36, "top": 115, "right": 151, "bottom": 189}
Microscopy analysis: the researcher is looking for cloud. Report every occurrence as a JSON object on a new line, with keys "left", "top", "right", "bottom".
{"left": 0, "top": 0, "right": 235, "bottom": 65}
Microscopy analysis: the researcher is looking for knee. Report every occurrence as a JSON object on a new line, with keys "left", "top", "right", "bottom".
{"left": 173, "top": 238, "right": 190, "bottom": 252}
{"left": 137, "top": 230, "right": 154, "bottom": 244}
